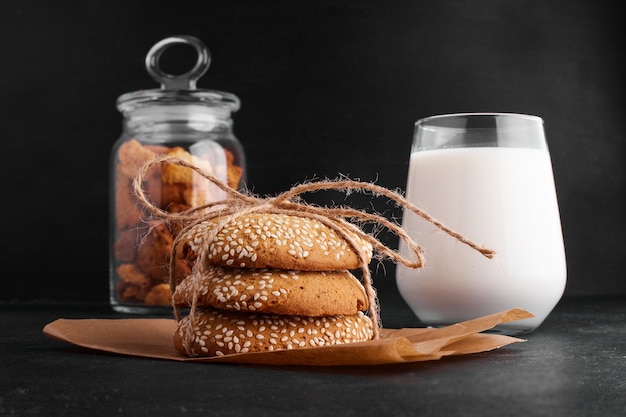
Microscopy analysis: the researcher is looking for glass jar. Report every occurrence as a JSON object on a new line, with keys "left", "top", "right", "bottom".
{"left": 109, "top": 35, "right": 246, "bottom": 314}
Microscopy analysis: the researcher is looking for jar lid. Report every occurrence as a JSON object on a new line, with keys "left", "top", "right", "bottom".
{"left": 117, "top": 35, "right": 240, "bottom": 116}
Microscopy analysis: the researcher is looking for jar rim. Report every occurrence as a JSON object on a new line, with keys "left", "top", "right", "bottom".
{"left": 117, "top": 88, "right": 241, "bottom": 115}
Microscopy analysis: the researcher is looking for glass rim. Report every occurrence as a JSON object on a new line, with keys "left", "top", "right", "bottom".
{"left": 416, "top": 112, "right": 543, "bottom": 127}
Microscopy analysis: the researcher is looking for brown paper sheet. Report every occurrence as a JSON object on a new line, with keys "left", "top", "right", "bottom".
{"left": 43, "top": 308, "right": 532, "bottom": 366}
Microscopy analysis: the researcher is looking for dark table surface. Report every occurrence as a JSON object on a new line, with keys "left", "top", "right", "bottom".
{"left": 1, "top": 293, "right": 624, "bottom": 417}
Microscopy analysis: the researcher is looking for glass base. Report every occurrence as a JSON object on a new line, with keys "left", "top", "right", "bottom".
{"left": 481, "top": 324, "right": 536, "bottom": 336}
{"left": 110, "top": 303, "right": 174, "bottom": 316}
{"left": 421, "top": 322, "right": 536, "bottom": 337}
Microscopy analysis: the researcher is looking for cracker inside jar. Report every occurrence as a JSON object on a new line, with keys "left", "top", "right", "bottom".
{"left": 112, "top": 139, "right": 244, "bottom": 308}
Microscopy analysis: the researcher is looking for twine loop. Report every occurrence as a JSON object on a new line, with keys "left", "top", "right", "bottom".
{"left": 132, "top": 155, "right": 495, "bottom": 348}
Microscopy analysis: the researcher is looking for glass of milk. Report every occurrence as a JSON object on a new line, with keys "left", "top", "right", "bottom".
{"left": 396, "top": 113, "right": 566, "bottom": 335}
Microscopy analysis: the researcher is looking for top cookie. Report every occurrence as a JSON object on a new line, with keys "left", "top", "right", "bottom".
{"left": 180, "top": 213, "right": 373, "bottom": 270}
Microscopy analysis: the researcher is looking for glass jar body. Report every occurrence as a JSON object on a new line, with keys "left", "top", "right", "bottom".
{"left": 109, "top": 105, "right": 246, "bottom": 314}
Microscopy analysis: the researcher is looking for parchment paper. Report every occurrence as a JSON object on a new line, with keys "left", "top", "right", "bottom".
{"left": 43, "top": 308, "right": 532, "bottom": 366}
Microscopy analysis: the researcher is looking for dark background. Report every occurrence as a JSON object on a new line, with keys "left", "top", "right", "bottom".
{"left": 1, "top": 1, "right": 624, "bottom": 305}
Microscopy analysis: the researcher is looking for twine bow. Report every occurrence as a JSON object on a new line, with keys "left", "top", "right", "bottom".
{"left": 132, "top": 156, "right": 495, "bottom": 343}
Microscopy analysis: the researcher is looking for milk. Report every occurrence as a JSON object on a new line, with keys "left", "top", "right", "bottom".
{"left": 396, "top": 147, "right": 567, "bottom": 334}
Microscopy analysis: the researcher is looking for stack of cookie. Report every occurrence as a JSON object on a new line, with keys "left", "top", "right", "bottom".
{"left": 171, "top": 212, "right": 376, "bottom": 357}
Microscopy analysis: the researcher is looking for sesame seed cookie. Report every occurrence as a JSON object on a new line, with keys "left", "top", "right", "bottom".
{"left": 172, "top": 267, "right": 368, "bottom": 316}
{"left": 174, "top": 308, "right": 375, "bottom": 357}
{"left": 180, "top": 213, "right": 373, "bottom": 270}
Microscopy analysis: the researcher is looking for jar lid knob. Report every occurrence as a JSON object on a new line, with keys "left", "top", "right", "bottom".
{"left": 145, "top": 35, "right": 211, "bottom": 90}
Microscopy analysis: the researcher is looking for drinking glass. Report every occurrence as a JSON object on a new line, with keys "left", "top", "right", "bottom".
{"left": 396, "top": 113, "right": 567, "bottom": 335}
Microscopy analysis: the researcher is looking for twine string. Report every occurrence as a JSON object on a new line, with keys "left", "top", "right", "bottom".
{"left": 133, "top": 156, "right": 496, "bottom": 346}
